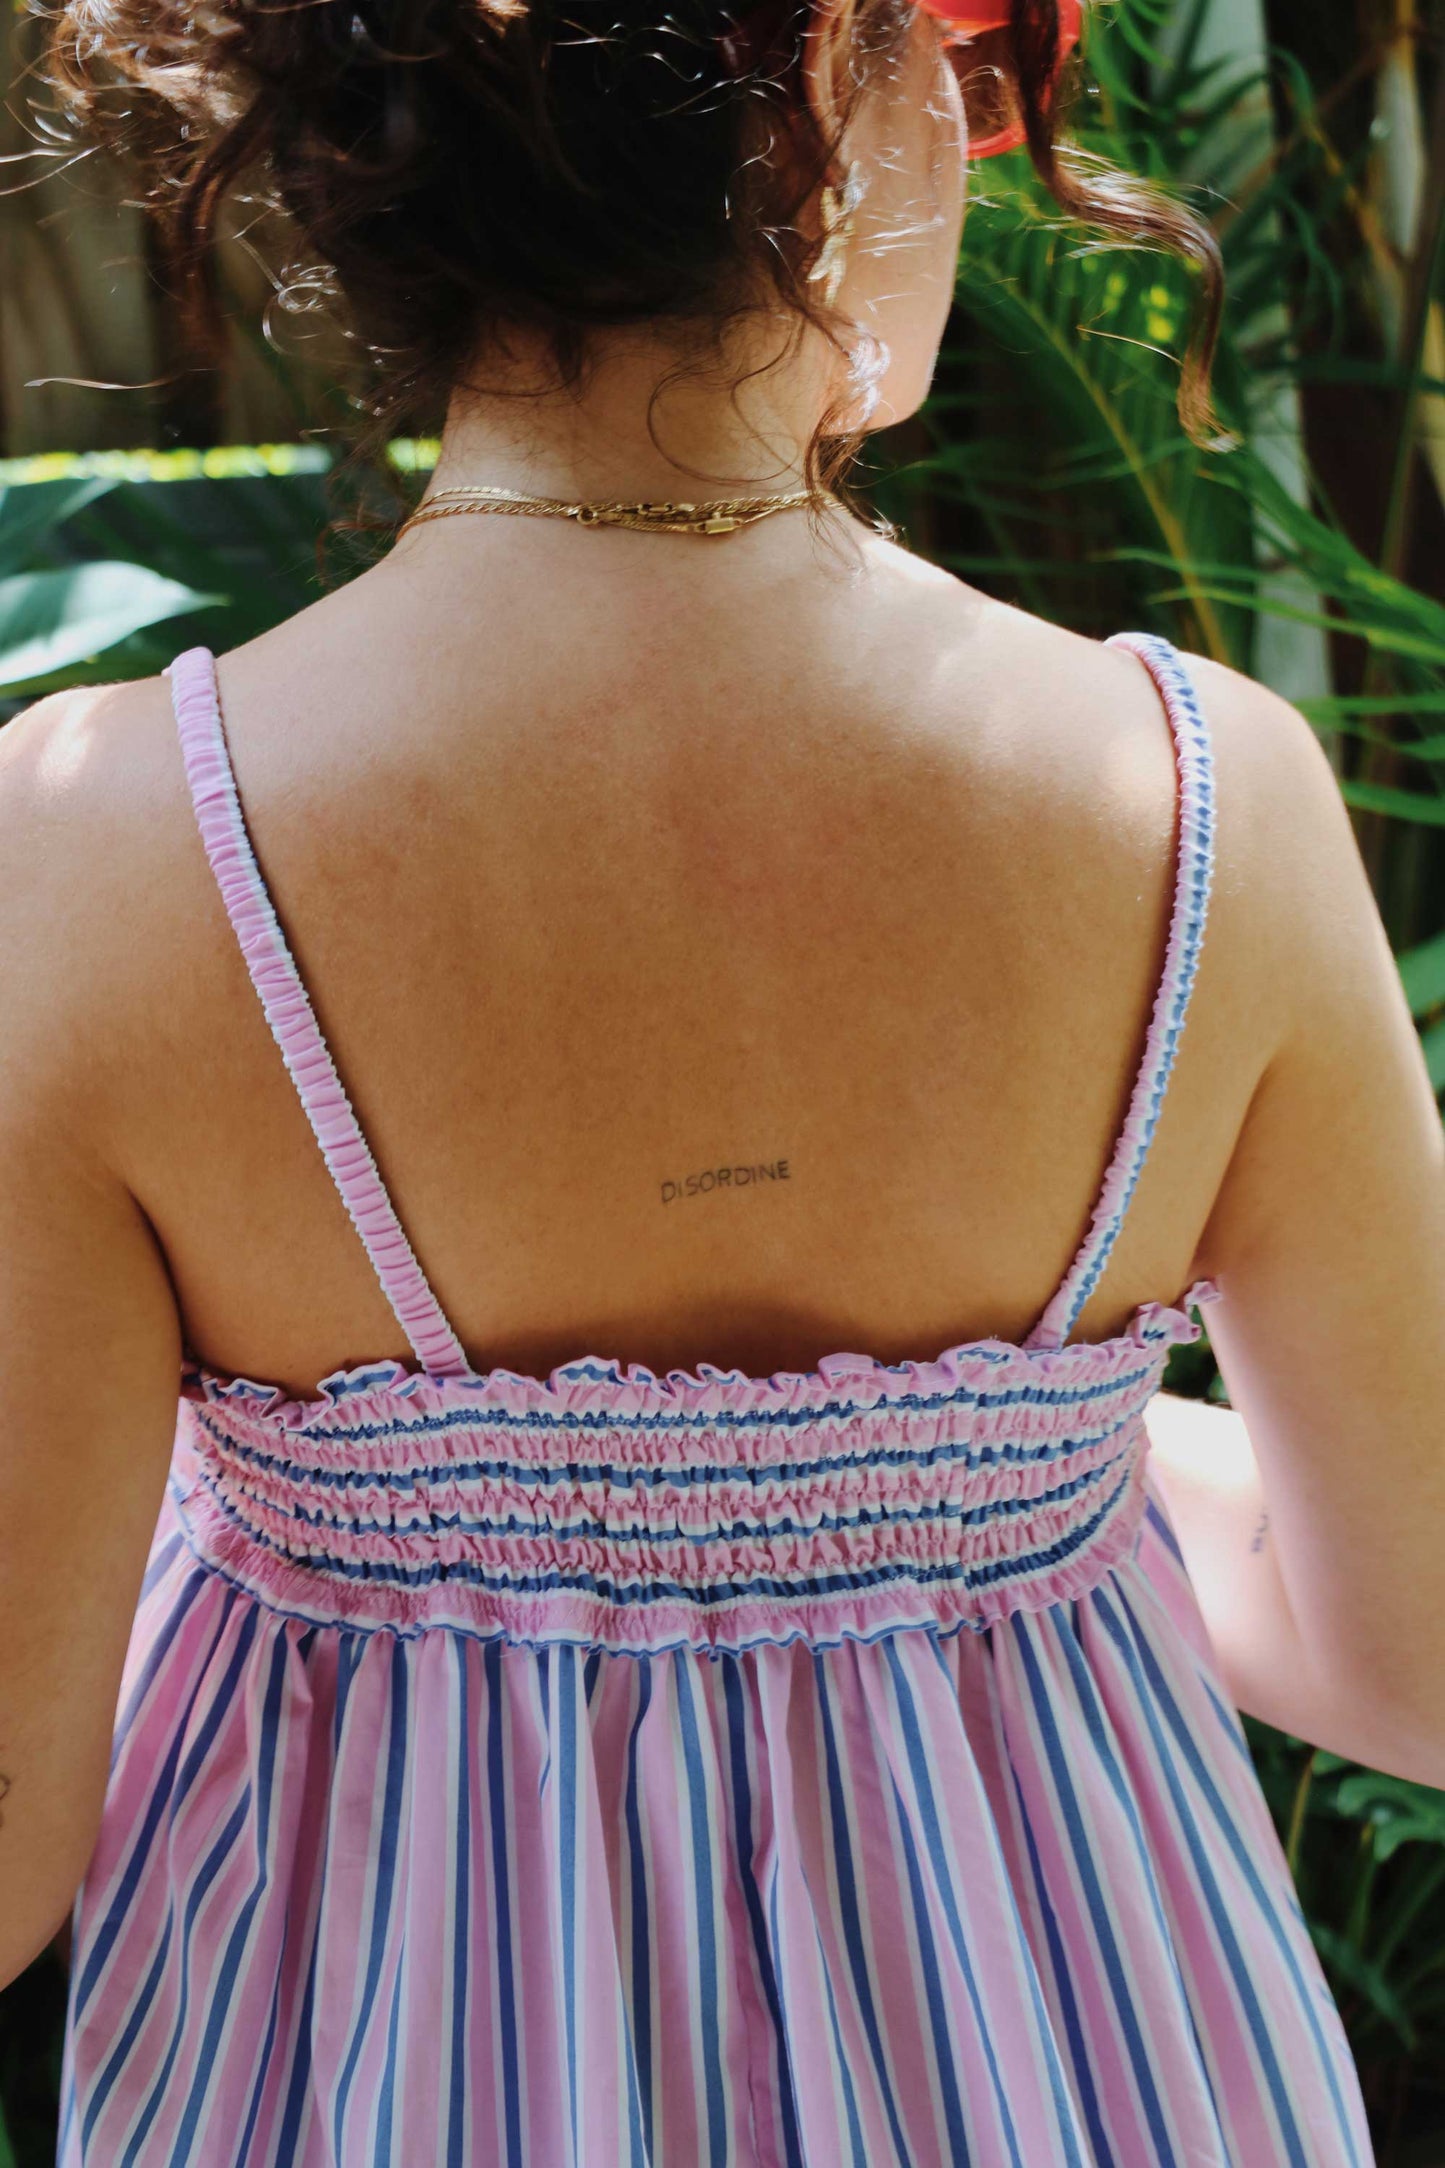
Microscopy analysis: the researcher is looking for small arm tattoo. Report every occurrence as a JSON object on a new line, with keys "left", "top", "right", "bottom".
{"left": 1249, "top": 1511, "right": 1270, "bottom": 1555}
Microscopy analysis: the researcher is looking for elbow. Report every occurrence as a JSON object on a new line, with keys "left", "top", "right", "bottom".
{"left": 1324, "top": 1675, "right": 1445, "bottom": 1790}
{"left": 1242, "top": 1650, "right": 1445, "bottom": 1791}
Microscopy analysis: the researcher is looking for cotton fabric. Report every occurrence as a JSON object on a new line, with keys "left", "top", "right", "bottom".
{"left": 57, "top": 632, "right": 1374, "bottom": 2166}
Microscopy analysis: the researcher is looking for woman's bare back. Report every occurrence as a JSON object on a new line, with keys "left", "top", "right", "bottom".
{"left": 25, "top": 521, "right": 1264, "bottom": 1395}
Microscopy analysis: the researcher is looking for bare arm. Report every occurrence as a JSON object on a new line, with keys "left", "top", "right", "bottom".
{"left": 1145, "top": 1393, "right": 1445, "bottom": 1785}
{"left": 1161, "top": 654, "right": 1445, "bottom": 1780}
{"left": 0, "top": 691, "right": 182, "bottom": 1986}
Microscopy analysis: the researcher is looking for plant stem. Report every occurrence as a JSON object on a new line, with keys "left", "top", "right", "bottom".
{"left": 1285, "top": 1747, "right": 1317, "bottom": 1878}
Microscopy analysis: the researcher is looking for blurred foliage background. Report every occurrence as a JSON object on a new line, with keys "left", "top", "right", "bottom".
{"left": 2, "top": 0, "right": 1445, "bottom": 2158}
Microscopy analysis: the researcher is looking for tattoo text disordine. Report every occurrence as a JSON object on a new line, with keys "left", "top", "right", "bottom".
{"left": 661, "top": 1159, "right": 790, "bottom": 1206}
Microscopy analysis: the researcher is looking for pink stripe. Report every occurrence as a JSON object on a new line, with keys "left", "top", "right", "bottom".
{"left": 64, "top": 1555, "right": 1375, "bottom": 2163}
{"left": 1078, "top": 1584, "right": 1303, "bottom": 2158}
{"left": 834, "top": 1641, "right": 956, "bottom": 2161}
{"left": 502, "top": 1659, "right": 571, "bottom": 2166}
{"left": 238, "top": 1630, "right": 344, "bottom": 2156}
{"left": 166, "top": 647, "right": 468, "bottom": 1379}
{"left": 751, "top": 1650, "right": 855, "bottom": 2154}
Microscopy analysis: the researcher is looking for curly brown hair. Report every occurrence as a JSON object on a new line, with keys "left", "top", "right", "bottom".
{"left": 33, "top": 0, "right": 1228, "bottom": 506}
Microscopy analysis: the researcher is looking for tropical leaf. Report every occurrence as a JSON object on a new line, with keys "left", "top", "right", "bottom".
{"left": 1398, "top": 929, "right": 1445, "bottom": 1017}
{"left": 0, "top": 564, "right": 220, "bottom": 692}
{"left": 1422, "top": 1017, "right": 1445, "bottom": 1091}
{"left": 1341, "top": 781, "right": 1445, "bottom": 828}
{"left": 0, "top": 477, "right": 119, "bottom": 579}
{"left": 1309, "top": 1924, "right": 1420, "bottom": 2050}
{"left": 1332, "top": 1773, "right": 1445, "bottom": 1861}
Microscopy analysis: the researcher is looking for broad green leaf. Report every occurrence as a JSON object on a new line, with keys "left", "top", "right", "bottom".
{"left": 1333, "top": 1772, "right": 1445, "bottom": 1858}
{"left": 1339, "top": 780, "right": 1445, "bottom": 828}
{"left": 0, "top": 476, "right": 120, "bottom": 578}
{"left": 0, "top": 564, "right": 222, "bottom": 692}
{"left": 1309, "top": 1923, "right": 1419, "bottom": 2048}
{"left": 1423, "top": 1017, "right": 1445, "bottom": 1092}
{"left": 1399, "top": 931, "right": 1445, "bottom": 1017}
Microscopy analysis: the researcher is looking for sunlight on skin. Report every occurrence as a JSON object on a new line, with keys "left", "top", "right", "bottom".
{"left": 3, "top": 685, "right": 109, "bottom": 799}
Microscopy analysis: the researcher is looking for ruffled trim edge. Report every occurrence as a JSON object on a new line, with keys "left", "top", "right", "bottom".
{"left": 179, "top": 1276, "right": 1223, "bottom": 1431}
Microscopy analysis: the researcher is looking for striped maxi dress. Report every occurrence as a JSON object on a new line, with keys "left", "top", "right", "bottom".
{"left": 57, "top": 631, "right": 1375, "bottom": 2165}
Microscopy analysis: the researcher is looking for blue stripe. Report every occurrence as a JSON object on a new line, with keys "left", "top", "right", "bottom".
{"left": 484, "top": 1639, "right": 525, "bottom": 2168}
{"left": 188, "top": 1454, "right": 1137, "bottom": 1607}
{"left": 219, "top": 1456, "right": 1121, "bottom": 1549}
{"left": 163, "top": 1630, "right": 291, "bottom": 2168}
{"left": 446, "top": 1640, "right": 471, "bottom": 2168}
{"left": 808, "top": 1907, "right": 870, "bottom": 2168}
{"left": 375, "top": 1920, "right": 405, "bottom": 2165}
{"left": 85, "top": 1606, "right": 264, "bottom": 2144}
{"left": 1141, "top": 1493, "right": 1187, "bottom": 1568}
{"left": 1094, "top": 1594, "right": 1315, "bottom": 2165}
{"left": 537, "top": 1650, "right": 552, "bottom": 1798}
{"left": 274, "top": 1637, "right": 364, "bottom": 2167}
{"left": 812, "top": 1652, "right": 915, "bottom": 2165}
{"left": 624, "top": 1659, "right": 656, "bottom": 2161}
{"left": 921, "top": 1634, "right": 1089, "bottom": 2166}
{"left": 766, "top": 1870, "right": 817, "bottom": 2156}
{"left": 882, "top": 1634, "right": 1025, "bottom": 2167}
{"left": 558, "top": 1647, "right": 581, "bottom": 2168}
{"left": 588, "top": 1655, "right": 651, "bottom": 2168}
{"left": 81, "top": 1917, "right": 175, "bottom": 2152}
{"left": 1005, "top": 1757, "right": 1105, "bottom": 2163}
{"left": 1097, "top": 1584, "right": 1365, "bottom": 2168}
{"left": 230, "top": 1627, "right": 320, "bottom": 2165}
{"left": 103, "top": 1558, "right": 210, "bottom": 1780}
{"left": 882, "top": 1769, "right": 973, "bottom": 2162}
{"left": 76, "top": 1591, "right": 248, "bottom": 2023}
{"left": 139, "top": 1529, "right": 186, "bottom": 1601}
{"left": 719, "top": 1661, "right": 804, "bottom": 2168}
{"left": 674, "top": 1660, "right": 729, "bottom": 2168}
{"left": 1044, "top": 1608, "right": 1227, "bottom": 2147}
{"left": 331, "top": 1639, "right": 409, "bottom": 2160}
{"left": 1011, "top": 1617, "right": 1182, "bottom": 2165}
{"left": 193, "top": 1367, "right": 1162, "bottom": 1486}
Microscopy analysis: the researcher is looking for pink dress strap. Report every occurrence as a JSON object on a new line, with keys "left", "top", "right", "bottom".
{"left": 1024, "top": 631, "right": 1218, "bottom": 1351}
{"left": 165, "top": 645, "right": 471, "bottom": 1378}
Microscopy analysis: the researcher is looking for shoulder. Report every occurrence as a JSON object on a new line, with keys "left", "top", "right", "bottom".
{"left": 0, "top": 671, "right": 182, "bottom": 869}
{"left": 864, "top": 565, "right": 1360, "bottom": 1036}
{"left": 1170, "top": 647, "right": 1342, "bottom": 792}
{"left": 876, "top": 557, "right": 1347, "bottom": 855}
{"left": 0, "top": 672, "right": 191, "bottom": 1122}
{"left": 1168, "top": 649, "right": 1364, "bottom": 919}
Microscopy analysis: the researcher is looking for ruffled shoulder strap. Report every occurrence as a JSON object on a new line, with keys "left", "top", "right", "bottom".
{"left": 166, "top": 645, "right": 471, "bottom": 1378}
{"left": 1024, "top": 631, "right": 1217, "bottom": 1352}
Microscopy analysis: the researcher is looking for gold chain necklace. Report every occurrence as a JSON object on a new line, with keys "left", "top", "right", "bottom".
{"left": 396, "top": 481, "right": 833, "bottom": 539}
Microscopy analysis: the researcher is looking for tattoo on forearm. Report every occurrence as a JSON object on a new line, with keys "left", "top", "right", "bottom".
{"left": 1249, "top": 1511, "right": 1270, "bottom": 1555}
{"left": 661, "top": 1159, "right": 790, "bottom": 1206}
{"left": 0, "top": 1773, "right": 10, "bottom": 1828}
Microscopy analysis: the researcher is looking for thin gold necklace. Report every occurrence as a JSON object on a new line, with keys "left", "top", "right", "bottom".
{"left": 396, "top": 480, "right": 833, "bottom": 539}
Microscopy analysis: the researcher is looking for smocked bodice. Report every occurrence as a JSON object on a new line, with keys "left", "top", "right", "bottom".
{"left": 175, "top": 1280, "right": 1219, "bottom": 1650}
